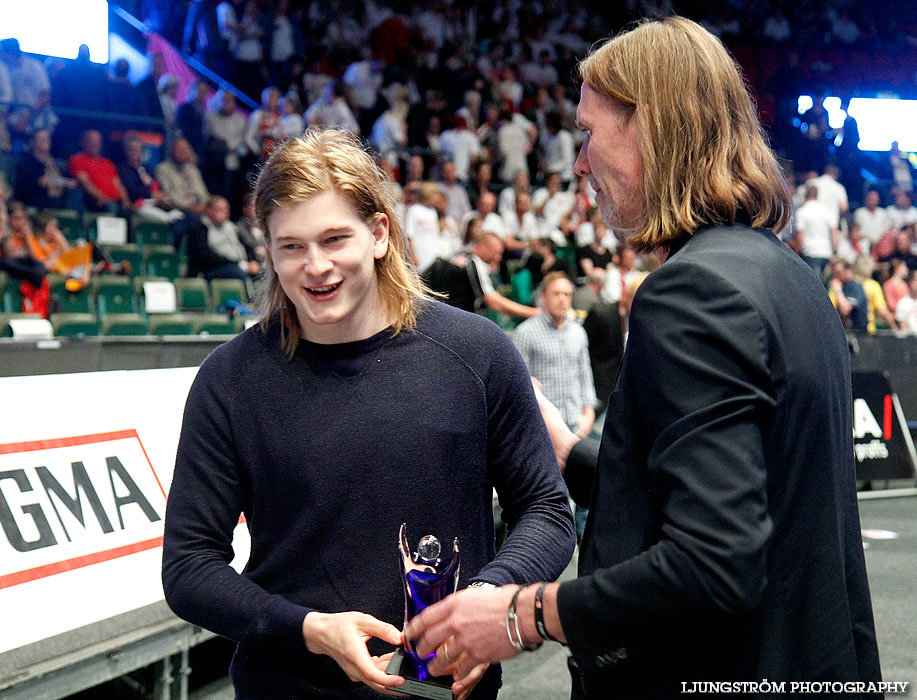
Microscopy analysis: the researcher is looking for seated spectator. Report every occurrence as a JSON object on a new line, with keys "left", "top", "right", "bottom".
{"left": 235, "top": 192, "right": 265, "bottom": 265}
{"left": 279, "top": 91, "right": 304, "bottom": 140}
{"left": 204, "top": 89, "right": 248, "bottom": 203}
{"left": 854, "top": 190, "right": 892, "bottom": 248}
{"left": 304, "top": 80, "right": 360, "bottom": 136}
{"left": 186, "top": 195, "right": 260, "bottom": 281}
{"left": 158, "top": 74, "right": 181, "bottom": 141}
{"left": 852, "top": 255, "right": 897, "bottom": 332}
{"left": 423, "top": 231, "right": 538, "bottom": 319}
{"left": 462, "top": 190, "right": 505, "bottom": 242}
{"left": 887, "top": 190, "right": 917, "bottom": 232}
{"left": 883, "top": 259, "right": 910, "bottom": 314}
{"left": 828, "top": 257, "right": 868, "bottom": 332}
{"left": 404, "top": 181, "right": 441, "bottom": 274}
{"left": 895, "top": 270, "right": 917, "bottom": 333}
{"left": 437, "top": 160, "right": 471, "bottom": 224}
{"left": 118, "top": 134, "right": 184, "bottom": 223}
{"left": 439, "top": 115, "right": 480, "bottom": 183}
{"left": 0, "top": 201, "right": 49, "bottom": 315}
{"left": 68, "top": 130, "right": 132, "bottom": 213}
{"left": 576, "top": 215, "right": 615, "bottom": 278}
{"left": 15, "top": 129, "right": 77, "bottom": 209}
{"left": 879, "top": 228, "right": 917, "bottom": 272}
{"left": 33, "top": 211, "right": 129, "bottom": 286}
{"left": 154, "top": 138, "right": 210, "bottom": 216}
{"left": 498, "top": 170, "right": 531, "bottom": 215}
{"left": 502, "top": 191, "right": 539, "bottom": 253}
{"left": 525, "top": 236, "right": 574, "bottom": 290}
{"left": 533, "top": 171, "right": 575, "bottom": 245}
{"left": 245, "top": 86, "right": 283, "bottom": 162}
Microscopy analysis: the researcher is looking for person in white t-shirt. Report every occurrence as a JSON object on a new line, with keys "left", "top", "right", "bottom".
{"left": 894, "top": 270, "right": 917, "bottom": 332}
{"left": 795, "top": 185, "right": 838, "bottom": 278}
{"left": 805, "top": 164, "right": 848, "bottom": 226}
{"left": 404, "top": 181, "right": 441, "bottom": 273}
{"left": 886, "top": 190, "right": 917, "bottom": 232}
{"left": 533, "top": 171, "right": 575, "bottom": 243}
{"left": 853, "top": 190, "right": 892, "bottom": 245}
{"left": 439, "top": 116, "right": 481, "bottom": 182}
{"left": 502, "top": 191, "right": 539, "bottom": 253}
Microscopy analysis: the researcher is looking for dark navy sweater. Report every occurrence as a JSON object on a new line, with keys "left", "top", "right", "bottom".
{"left": 162, "top": 300, "right": 575, "bottom": 699}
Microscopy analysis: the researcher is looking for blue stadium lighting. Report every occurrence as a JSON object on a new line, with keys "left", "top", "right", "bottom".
{"left": 797, "top": 94, "right": 917, "bottom": 152}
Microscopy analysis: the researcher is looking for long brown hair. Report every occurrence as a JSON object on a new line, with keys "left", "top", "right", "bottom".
{"left": 579, "top": 17, "right": 790, "bottom": 252}
{"left": 254, "top": 128, "right": 430, "bottom": 357}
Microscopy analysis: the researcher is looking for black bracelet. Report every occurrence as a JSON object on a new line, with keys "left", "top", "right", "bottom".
{"left": 534, "top": 582, "right": 561, "bottom": 642}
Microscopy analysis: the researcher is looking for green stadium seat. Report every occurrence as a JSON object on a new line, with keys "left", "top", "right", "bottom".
{"left": 174, "top": 277, "right": 211, "bottom": 313}
{"left": 48, "top": 276, "right": 93, "bottom": 314}
{"left": 105, "top": 244, "right": 143, "bottom": 278}
{"left": 194, "top": 313, "right": 236, "bottom": 335}
{"left": 101, "top": 313, "right": 149, "bottom": 336}
{"left": 50, "top": 312, "right": 98, "bottom": 337}
{"left": 149, "top": 313, "right": 194, "bottom": 336}
{"left": 1, "top": 272, "right": 25, "bottom": 312}
{"left": 209, "top": 277, "right": 249, "bottom": 310}
{"left": 133, "top": 219, "right": 173, "bottom": 247}
{"left": 92, "top": 276, "right": 136, "bottom": 315}
{"left": 0, "top": 312, "right": 43, "bottom": 337}
{"left": 143, "top": 245, "right": 181, "bottom": 278}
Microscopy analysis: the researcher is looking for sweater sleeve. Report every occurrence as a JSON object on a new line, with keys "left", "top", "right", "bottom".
{"left": 474, "top": 327, "right": 576, "bottom": 585}
{"left": 162, "top": 351, "right": 312, "bottom": 654}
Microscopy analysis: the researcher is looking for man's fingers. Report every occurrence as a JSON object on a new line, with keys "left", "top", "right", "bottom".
{"left": 358, "top": 613, "right": 404, "bottom": 647}
{"left": 404, "top": 598, "right": 456, "bottom": 654}
{"left": 454, "top": 661, "right": 489, "bottom": 700}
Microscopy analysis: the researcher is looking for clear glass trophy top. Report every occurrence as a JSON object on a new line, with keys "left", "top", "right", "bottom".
{"left": 398, "top": 523, "right": 461, "bottom": 679}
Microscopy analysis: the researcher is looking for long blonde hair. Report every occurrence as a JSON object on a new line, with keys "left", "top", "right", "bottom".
{"left": 579, "top": 17, "right": 790, "bottom": 252}
{"left": 254, "top": 128, "right": 429, "bottom": 357}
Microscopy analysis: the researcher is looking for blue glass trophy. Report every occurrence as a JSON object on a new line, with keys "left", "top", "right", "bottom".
{"left": 386, "top": 523, "right": 460, "bottom": 700}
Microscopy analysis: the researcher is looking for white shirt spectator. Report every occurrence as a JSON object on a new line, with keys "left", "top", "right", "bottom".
{"left": 480, "top": 212, "right": 506, "bottom": 239}
{"left": 806, "top": 174, "right": 848, "bottom": 225}
{"left": 305, "top": 93, "right": 360, "bottom": 136}
{"left": 796, "top": 199, "right": 836, "bottom": 259}
{"left": 405, "top": 202, "right": 440, "bottom": 273}
{"left": 533, "top": 187, "right": 575, "bottom": 239}
{"left": 886, "top": 204, "right": 917, "bottom": 232}
{"left": 280, "top": 112, "right": 304, "bottom": 139}
{"left": 543, "top": 129, "right": 575, "bottom": 182}
{"left": 497, "top": 115, "right": 533, "bottom": 184}
{"left": 853, "top": 206, "right": 892, "bottom": 244}
{"left": 895, "top": 294, "right": 917, "bottom": 333}
{"left": 271, "top": 14, "right": 296, "bottom": 64}
{"left": 342, "top": 59, "right": 382, "bottom": 111}
{"left": 442, "top": 181, "right": 472, "bottom": 223}
{"left": 439, "top": 128, "right": 480, "bottom": 181}
{"left": 216, "top": 1, "right": 239, "bottom": 53}
{"left": 502, "top": 209, "right": 539, "bottom": 243}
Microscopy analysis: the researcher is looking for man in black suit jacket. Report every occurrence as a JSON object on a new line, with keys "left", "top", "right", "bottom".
{"left": 405, "top": 17, "right": 881, "bottom": 700}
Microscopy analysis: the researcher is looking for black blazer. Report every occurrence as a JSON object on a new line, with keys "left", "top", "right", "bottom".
{"left": 557, "top": 226, "right": 881, "bottom": 697}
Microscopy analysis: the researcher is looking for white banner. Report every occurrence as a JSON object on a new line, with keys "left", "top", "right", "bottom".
{"left": 0, "top": 367, "right": 249, "bottom": 653}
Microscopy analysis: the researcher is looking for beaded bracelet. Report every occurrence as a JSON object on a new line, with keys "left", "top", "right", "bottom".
{"left": 505, "top": 584, "right": 543, "bottom": 652}
{"left": 534, "top": 581, "right": 561, "bottom": 643}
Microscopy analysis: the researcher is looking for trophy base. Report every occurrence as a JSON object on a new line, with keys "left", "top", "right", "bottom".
{"left": 386, "top": 647, "right": 454, "bottom": 700}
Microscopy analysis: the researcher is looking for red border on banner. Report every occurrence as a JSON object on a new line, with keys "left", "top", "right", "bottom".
{"left": 0, "top": 430, "right": 167, "bottom": 589}
{"left": 0, "top": 537, "right": 163, "bottom": 589}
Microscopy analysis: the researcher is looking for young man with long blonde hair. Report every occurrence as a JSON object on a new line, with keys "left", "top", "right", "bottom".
{"left": 162, "top": 129, "right": 575, "bottom": 700}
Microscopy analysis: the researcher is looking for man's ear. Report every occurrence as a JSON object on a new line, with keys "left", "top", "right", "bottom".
{"left": 371, "top": 213, "right": 390, "bottom": 260}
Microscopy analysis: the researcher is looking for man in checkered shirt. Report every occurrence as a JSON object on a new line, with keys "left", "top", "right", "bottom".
{"left": 513, "top": 271, "right": 598, "bottom": 439}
